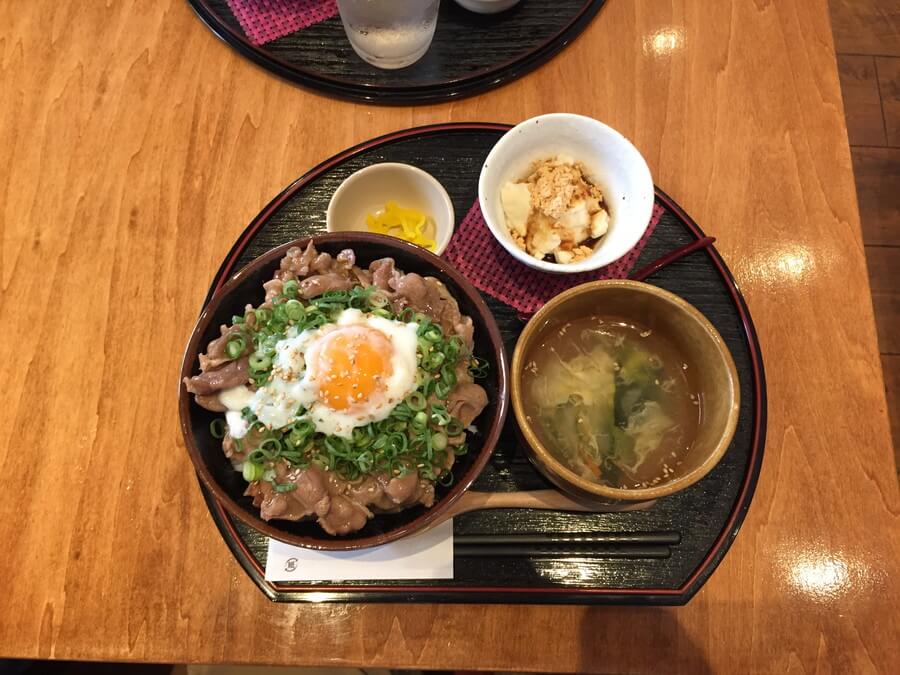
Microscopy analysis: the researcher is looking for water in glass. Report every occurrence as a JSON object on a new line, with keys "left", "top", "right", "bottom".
{"left": 337, "top": 0, "right": 441, "bottom": 70}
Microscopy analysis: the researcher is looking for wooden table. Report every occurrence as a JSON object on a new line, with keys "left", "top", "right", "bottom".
{"left": 2, "top": 0, "right": 898, "bottom": 671}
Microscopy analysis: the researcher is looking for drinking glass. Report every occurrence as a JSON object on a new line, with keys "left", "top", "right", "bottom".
{"left": 336, "top": 0, "right": 441, "bottom": 70}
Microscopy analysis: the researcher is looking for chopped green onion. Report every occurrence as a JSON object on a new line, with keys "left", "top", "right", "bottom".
{"left": 284, "top": 299, "right": 304, "bottom": 321}
{"left": 355, "top": 451, "right": 375, "bottom": 473}
{"left": 259, "top": 437, "right": 283, "bottom": 458}
{"left": 446, "top": 419, "right": 464, "bottom": 437}
{"left": 261, "top": 334, "right": 280, "bottom": 352}
{"left": 292, "top": 419, "right": 314, "bottom": 436}
{"left": 430, "top": 405, "right": 451, "bottom": 426}
{"left": 225, "top": 333, "right": 246, "bottom": 359}
{"left": 423, "top": 351, "right": 445, "bottom": 371}
{"left": 249, "top": 353, "right": 272, "bottom": 372}
{"left": 282, "top": 279, "right": 299, "bottom": 298}
{"left": 209, "top": 418, "right": 226, "bottom": 439}
{"left": 432, "top": 432, "right": 448, "bottom": 452}
{"left": 390, "top": 458, "right": 412, "bottom": 476}
{"left": 468, "top": 356, "right": 489, "bottom": 379}
{"left": 247, "top": 449, "right": 266, "bottom": 464}
{"left": 440, "top": 364, "right": 456, "bottom": 388}
{"left": 406, "top": 391, "right": 427, "bottom": 411}
{"left": 242, "top": 462, "right": 264, "bottom": 482}
{"left": 352, "top": 427, "right": 373, "bottom": 448}
{"left": 274, "top": 483, "right": 298, "bottom": 493}
{"left": 445, "top": 336, "right": 463, "bottom": 360}
{"left": 254, "top": 307, "right": 272, "bottom": 324}
{"left": 423, "top": 326, "right": 443, "bottom": 343}
{"left": 434, "top": 380, "right": 452, "bottom": 399}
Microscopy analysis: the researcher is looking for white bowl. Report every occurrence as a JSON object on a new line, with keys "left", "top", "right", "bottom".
{"left": 478, "top": 113, "right": 655, "bottom": 274}
{"left": 327, "top": 163, "right": 455, "bottom": 256}
{"left": 454, "top": 0, "right": 522, "bottom": 13}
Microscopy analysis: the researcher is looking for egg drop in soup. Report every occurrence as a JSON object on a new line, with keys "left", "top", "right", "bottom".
{"left": 522, "top": 316, "right": 700, "bottom": 490}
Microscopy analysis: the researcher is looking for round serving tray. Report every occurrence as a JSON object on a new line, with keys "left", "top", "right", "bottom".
{"left": 188, "top": 0, "right": 608, "bottom": 104}
{"left": 193, "top": 123, "right": 767, "bottom": 605}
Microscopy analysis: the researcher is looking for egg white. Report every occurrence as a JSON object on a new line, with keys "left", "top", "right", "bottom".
{"left": 221, "top": 309, "right": 419, "bottom": 440}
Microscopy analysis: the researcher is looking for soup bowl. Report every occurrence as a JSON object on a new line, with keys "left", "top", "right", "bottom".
{"left": 511, "top": 280, "right": 740, "bottom": 503}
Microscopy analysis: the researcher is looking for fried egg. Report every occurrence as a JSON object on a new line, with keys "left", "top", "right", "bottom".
{"left": 222, "top": 309, "right": 419, "bottom": 439}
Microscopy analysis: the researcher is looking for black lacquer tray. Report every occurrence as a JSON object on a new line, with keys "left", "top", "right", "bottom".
{"left": 188, "top": 0, "right": 608, "bottom": 104}
{"left": 196, "top": 123, "right": 767, "bottom": 604}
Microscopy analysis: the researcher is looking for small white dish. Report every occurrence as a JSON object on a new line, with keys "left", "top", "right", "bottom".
{"left": 327, "top": 163, "right": 455, "bottom": 255}
{"left": 478, "top": 113, "right": 655, "bottom": 274}
{"left": 453, "top": 0, "right": 522, "bottom": 13}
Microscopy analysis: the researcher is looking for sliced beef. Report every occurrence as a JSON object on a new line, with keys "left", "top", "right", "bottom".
{"left": 245, "top": 481, "right": 295, "bottom": 520}
{"left": 294, "top": 465, "right": 332, "bottom": 517}
{"left": 311, "top": 252, "right": 335, "bottom": 274}
{"left": 200, "top": 324, "right": 247, "bottom": 371}
{"left": 318, "top": 495, "right": 371, "bottom": 536}
{"left": 383, "top": 471, "right": 420, "bottom": 505}
{"left": 299, "top": 273, "right": 353, "bottom": 299}
{"left": 446, "top": 381, "right": 489, "bottom": 427}
{"left": 352, "top": 267, "right": 373, "bottom": 287}
{"left": 222, "top": 433, "right": 251, "bottom": 465}
{"left": 454, "top": 316, "right": 475, "bottom": 348}
{"left": 245, "top": 462, "right": 442, "bottom": 532}
{"left": 369, "top": 258, "right": 398, "bottom": 290}
{"left": 246, "top": 463, "right": 375, "bottom": 534}
{"left": 389, "top": 273, "right": 474, "bottom": 348}
{"left": 194, "top": 394, "right": 227, "bottom": 412}
{"left": 278, "top": 241, "right": 318, "bottom": 279}
{"left": 263, "top": 278, "right": 283, "bottom": 302}
{"left": 417, "top": 480, "right": 436, "bottom": 508}
{"left": 183, "top": 357, "right": 249, "bottom": 395}
{"left": 335, "top": 249, "right": 355, "bottom": 270}
{"left": 346, "top": 475, "right": 388, "bottom": 510}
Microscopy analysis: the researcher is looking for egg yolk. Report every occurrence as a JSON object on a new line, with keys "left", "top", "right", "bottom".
{"left": 312, "top": 326, "right": 394, "bottom": 411}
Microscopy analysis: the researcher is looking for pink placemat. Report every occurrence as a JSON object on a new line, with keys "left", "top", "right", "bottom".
{"left": 225, "top": 0, "right": 338, "bottom": 46}
{"left": 444, "top": 200, "right": 664, "bottom": 314}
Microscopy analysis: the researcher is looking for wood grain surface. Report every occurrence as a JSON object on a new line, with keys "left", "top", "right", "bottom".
{"left": 1, "top": 0, "right": 899, "bottom": 672}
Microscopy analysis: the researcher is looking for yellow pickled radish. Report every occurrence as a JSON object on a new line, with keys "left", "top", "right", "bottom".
{"left": 366, "top": 201, "right": 437, "bottom": 251}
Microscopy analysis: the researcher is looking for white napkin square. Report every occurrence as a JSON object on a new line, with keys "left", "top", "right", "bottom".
{"left": 264, "top": 519, "right": 454, "bottom": 581}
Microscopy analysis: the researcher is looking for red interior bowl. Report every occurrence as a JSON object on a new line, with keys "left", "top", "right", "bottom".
{"left": 178, "top": 232, "right": 509, "bottom": 550}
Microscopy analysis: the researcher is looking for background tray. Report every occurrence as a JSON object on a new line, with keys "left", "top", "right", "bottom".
{"left": 188, "top": 1, "right": 608, "bottom": 104}
{"left": 197, "top": 123, "right": 767, "bottom": 604}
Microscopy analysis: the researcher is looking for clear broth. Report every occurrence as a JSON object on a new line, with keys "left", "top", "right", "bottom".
{"left": 522, "top": 315, "right": 700, "bottom": 489}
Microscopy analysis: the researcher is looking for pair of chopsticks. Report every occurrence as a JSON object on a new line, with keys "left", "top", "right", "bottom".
{"left": 454, "top": 531, "right": 681, "bottom": 559}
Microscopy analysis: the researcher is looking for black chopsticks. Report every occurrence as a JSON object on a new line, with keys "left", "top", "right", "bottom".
{"left": 454, "top": 531, "right": 681, "bottom": 559}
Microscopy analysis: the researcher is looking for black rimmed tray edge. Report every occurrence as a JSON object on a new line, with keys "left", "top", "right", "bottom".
{"left": 192, "top": 123, "right": 767, "bottom": 605}
{"left": 186, "top": 0, "right": 608, "bottom": 105}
